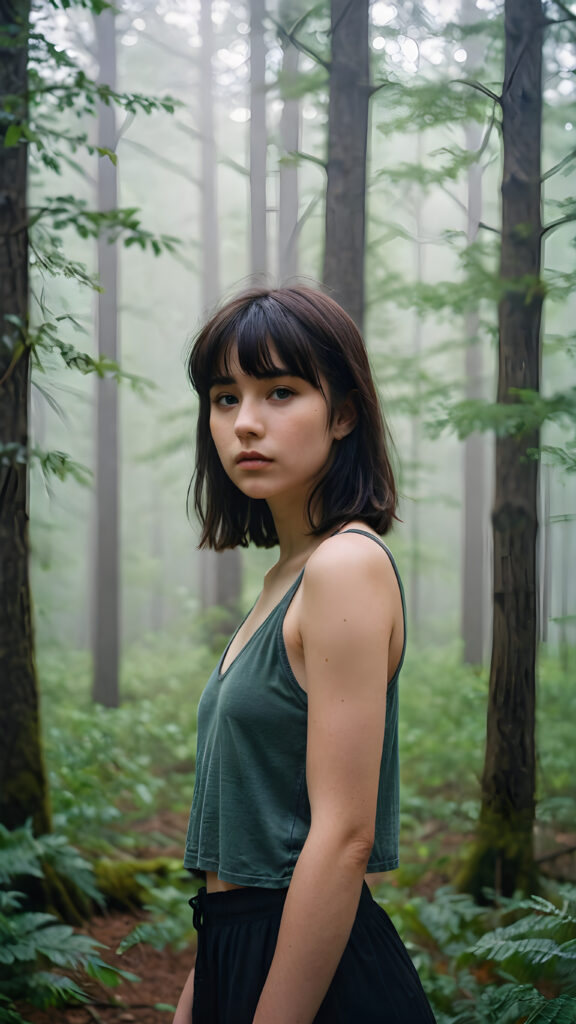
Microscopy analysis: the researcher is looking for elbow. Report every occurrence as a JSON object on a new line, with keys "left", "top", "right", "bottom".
{"left": 309, "top": 823, "right": 374, "bottom": 873}
{"left": 342, "top": 832, "right": 375, "bottom": 872}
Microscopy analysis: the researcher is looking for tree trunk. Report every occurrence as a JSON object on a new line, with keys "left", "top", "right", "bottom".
{"left": 0, "top": 0, "right": 51, "bottom": 836}
{"left": 459, "top": 0, "right": 543, "bottom": 899}
{"left": 408, "top": 139, "right": 423, "bottom": 642}
{"left": 277, "top": 9, "right": 299, "bottom": 282}
{"left": 250, "top": 0, "right": 267, "bottom": 280}
{"left": 198, "top": 0, "right": 242, "bottom": 619}
{"left": 461, "top": 0, "right": 488, "bottom": 666}
{"left": 539, "top": 464, "right": 550, "bottom": 643}
{"left": 200, "top": 0, "right": 220, "bottom": 310}
{"left": 323, "top": 0, "right": 370, "bottom": 331}
{"left": 92, "top": 7, "right": 120, "bottom": 707}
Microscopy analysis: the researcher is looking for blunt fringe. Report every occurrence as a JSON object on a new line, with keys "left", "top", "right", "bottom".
{"left": 187, "top": 286, "right": 398, "bottom": 550}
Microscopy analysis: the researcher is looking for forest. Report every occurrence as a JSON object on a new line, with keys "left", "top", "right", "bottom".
{"left": 1, "top": 0, "right": 576, "bottom": 1021}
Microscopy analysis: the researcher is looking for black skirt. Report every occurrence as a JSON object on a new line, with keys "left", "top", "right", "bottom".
{"left": 190, "top": 882, "right": 436, "bottom": 1023}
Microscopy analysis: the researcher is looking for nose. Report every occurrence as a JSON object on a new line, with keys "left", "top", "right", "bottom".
{"left": 234, "top": 397, "right": 264, "bottom": 440}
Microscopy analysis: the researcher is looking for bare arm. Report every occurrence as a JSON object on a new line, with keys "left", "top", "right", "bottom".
{"left": 252, "top": 535, "right": 399, "bottom": 1024}
{"left": 173, "top": 965, "right": 195, "bottom": 1024}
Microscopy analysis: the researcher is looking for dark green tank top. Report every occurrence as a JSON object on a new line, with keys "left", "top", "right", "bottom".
{"left": 184, "top": 530, "right": 406, "bottom": 887}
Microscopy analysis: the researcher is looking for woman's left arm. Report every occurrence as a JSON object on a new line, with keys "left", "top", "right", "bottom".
{"left": 252, "top": 535, "right": 399, "bottom": 1024}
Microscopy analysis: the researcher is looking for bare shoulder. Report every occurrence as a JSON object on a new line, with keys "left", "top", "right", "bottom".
{"left": 301, "top": 528, "right": 401, "bottom": 619}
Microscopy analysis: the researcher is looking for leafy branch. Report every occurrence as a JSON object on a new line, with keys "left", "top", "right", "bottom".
{"left": 428, "top": 387, "right": 576, "bottom": 442}
{"left": 29, "top": 195, "right": 179, "bottom": 254}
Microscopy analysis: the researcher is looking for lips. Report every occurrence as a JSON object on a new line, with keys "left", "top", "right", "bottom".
{"left": 236, "top": 451, "right": 272, "bottom": 465}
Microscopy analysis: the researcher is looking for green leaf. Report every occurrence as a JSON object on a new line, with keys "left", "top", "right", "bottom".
{"left": 4, "top": 124, "right": 23, "bottom": 147}
{"left": 96, "top": 146, "right": 118, "bottom": 166}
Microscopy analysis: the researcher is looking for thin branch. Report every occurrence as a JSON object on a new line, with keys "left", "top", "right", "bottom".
{"left": 121, "top": 137, "right": 201, "bottom": 186}
{"left": 370, "top": 80, "right": 393, "bottom": 97}
{"left": 116, "top": 110, "right": 136, "bottom": 143}
{"left": 270, "top": 16, "right": 330, "bottom": 70}
{"left": 546, "top": 0, "right": 576, "bottom": 22}
{"left": 330, "top": 0, "right": 355, "bottom": 39}
{"left": 452, "top": 78, "right": 502, "bottom": 105}
{"left": 542, "top": 147, "right": 576, "bottom": 182}
{"left": 292, "top": 150, "right": 327, "bottom": 172}
{"left": 478, "top": 221, "right": 501, "bottom": 235}
{"left": 439, "top": 184, "right": 468, "bottom": 216}
{"left": 476, "top": 105, "right": 500, "bottom": 161}
{"left": 541, "top": 211, "right": 576, "bottom": 237}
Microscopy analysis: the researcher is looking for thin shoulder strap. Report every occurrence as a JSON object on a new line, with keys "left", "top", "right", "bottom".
{"left": 338, "top": 529, "right": 407, "bottom": 679}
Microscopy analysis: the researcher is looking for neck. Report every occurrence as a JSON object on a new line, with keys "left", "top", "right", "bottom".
{"left": 266, "top": 496, "right": 336, "bottom": 568}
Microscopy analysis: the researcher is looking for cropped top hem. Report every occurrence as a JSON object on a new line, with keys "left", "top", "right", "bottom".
{"left": 183, "top": 853, "right": 400, "bottom": 886}
{"left": 183, "top": 855, "right": 292, "bottom": 888}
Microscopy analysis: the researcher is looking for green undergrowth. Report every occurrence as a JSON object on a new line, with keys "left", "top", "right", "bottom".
{"left": 39, "top": 634, "right": 216, "bottom": 855}
{"left": 23, "top": 638, "right": 576, "bottom": 1021}
{"left": 38, "top": 639, "right": 576, "bottom": 871}
{"left": 372, "top": 878, "right": 576, "bottom": 1023}
{"left": 396, "top": 646, "right": 576, "bottom": 884}
{"left": 0, "top": 824, "right": 136, "bottom": 1024}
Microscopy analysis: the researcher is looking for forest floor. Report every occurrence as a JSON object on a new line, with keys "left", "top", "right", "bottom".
{"left": 18, "top": 810, "right": 576, "bottom": 1024}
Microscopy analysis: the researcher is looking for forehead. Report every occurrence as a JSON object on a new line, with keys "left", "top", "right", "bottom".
{"left": 211, "top": 339, "right": 284, "bottom": 378}
{"left": 208, "top": 329, "right": 321, "bottom": 389}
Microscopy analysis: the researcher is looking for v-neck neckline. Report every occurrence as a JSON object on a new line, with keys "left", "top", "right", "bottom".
{"left": 217, "top": 568, "right": 305, "bottom": 679}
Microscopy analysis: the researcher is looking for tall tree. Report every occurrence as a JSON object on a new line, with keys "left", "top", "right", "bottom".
{"left": 461, "top": 0, "right": 488, "bottom": 665}
{"left": 323, "top": 0, "right": 370, "bottom": 330}
{"left": 198, "top": 0, "right": 241, "bottom": 617}
{"left": 408, "top": 135, "right": 424, "bottom": 641}
{"left": 460, "top": 0, "right": 543, "bottom": 898}
{"left": 0, "top": 0, "right": 51, "bottom": 835}
{"left": 92, "top": 6, "right": 120, "bottom": 707}
{"left": 250, "top": 0, "right": 267, "bottom": 279}
{"left": 277, "top": 0, "right": 301, "bottom": 282}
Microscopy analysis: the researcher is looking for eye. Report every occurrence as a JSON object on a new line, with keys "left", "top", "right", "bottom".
{"left": 213, "top": 393, "right": 238, "bottom": 407}
{"left": 270, "top": 386, "right": 294, "bottom": 401}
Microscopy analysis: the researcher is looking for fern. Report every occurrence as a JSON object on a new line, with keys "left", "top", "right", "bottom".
{"left": 0, "top": 823, "right": 102, "bottom": 905}
{"left": 117, "top": 878, "right": 197, "bottom": 954}
{"left": 380, "top": 883, "right": 576, "bottom": 1023}
{"left": 0, "top": 827, "right": 134, "bottom": 1020}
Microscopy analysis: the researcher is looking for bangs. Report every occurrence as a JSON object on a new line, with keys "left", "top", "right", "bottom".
{"left": 190, "top": 294, "right": 323, "bottom": 393}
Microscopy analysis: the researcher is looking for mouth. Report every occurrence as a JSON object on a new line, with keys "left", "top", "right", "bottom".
{"left": 236, "top": 451, "right": 273, "bottom": 466}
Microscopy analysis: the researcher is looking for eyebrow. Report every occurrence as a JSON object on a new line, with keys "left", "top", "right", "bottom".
{"left": 209, "top": 368, "right": 294, "bottom": 387}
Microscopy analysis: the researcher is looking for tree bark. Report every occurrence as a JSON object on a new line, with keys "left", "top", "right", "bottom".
{"left": 323, "top": 0, "right": 370, "bottom": 331}
{"left": 277, "top": 7, "right": 299, "bottom": 282}
{"left": 198, "top": 0, "right": 241, "bottom": 618}
{"left": 250, "top": 0, "right": 267, "bottom": 280}
{"left": 200, "top": 0, "right": 220, "bottom": 309}
{"left": 459, "top": 0, "right": 543, "bottom": 899}
{"left": 409, "top": 136, "right": 423, "bottom": 642}
{"left": 0, "top": 0, "right": 51, "bottom": 835}
{"left": 461, "top": 0, "right": 488, "bottom": 666}
{"left": 92, "top": 7, "right": 120, "bottom": 707}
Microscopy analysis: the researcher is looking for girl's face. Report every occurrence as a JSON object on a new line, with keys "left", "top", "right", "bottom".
{"left": 208, "top": 344, "right": 354, "bottom": 514}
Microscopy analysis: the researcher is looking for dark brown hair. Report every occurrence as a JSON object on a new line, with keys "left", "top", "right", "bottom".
{"left": 187, "top": 286, "right": 397, "bottom": 549}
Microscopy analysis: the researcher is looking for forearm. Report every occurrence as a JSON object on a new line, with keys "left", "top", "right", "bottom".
{"left": 252, "top": 828, "right": 370, "bottom": 1024}
{"left": 172, "top": 965, "right": 195, "bottom": 1024}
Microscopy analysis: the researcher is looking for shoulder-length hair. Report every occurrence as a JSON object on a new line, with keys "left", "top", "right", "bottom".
{"left": 187, "top": 286, "right": 397, "bottom": 549}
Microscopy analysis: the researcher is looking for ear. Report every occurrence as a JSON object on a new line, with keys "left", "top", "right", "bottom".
{"left": 333, "top": 392, "right": 358, "bottom": 440}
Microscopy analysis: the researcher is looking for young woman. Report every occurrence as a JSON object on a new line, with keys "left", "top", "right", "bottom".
{"left": 174, "top": 287, "right": 436, "bottom": 1024}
